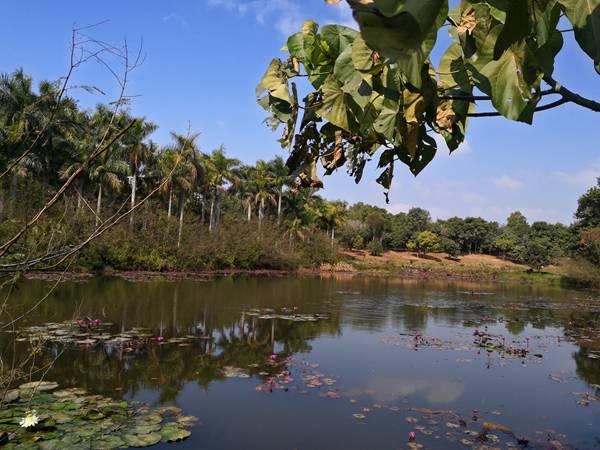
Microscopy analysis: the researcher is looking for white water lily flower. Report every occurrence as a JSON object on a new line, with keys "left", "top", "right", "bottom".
{"left": 19, "top": 411, "right": 39, "bottom": 428}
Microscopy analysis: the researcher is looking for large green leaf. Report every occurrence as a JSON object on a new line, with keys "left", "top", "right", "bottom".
{"left": 532, "top": 0, "right": 561, "bottom": 47}
{"left": 256, "top": 59, "right": 292, "bottom": 105}
{"left": 317, "top": 76, "right": 356, "bottom": 132}
{"left": 494, "top": 0, "right": 532, "bottom": 60}
{"left": 354, "top": 0, "right": 445, "bottom": 60}
{"left": 396, "top": 1, "right": 448, "bottom": 88}
{"left": 558, "top": 0, "right": 600, "bottom": 63}
{"left": 480, "top": 42, "right": 541, "bottom": 121}
{"left": 320, "top": 25, "right": 358, "bottom": 59}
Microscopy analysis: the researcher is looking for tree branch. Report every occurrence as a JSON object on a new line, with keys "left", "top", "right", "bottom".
{"left": 543, "top": 75, "right": 600, "bottom": 112}
{"left": 467, "top": 98, "right": 570, "bottom": 117}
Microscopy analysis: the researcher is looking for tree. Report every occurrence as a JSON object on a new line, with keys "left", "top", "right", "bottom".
{"left": 123, "top": 120, "right": 157, "bottom": 229}
{"left": 89, "top": 148, "right": 128, "bottom": 227}
{"left": 408, "top": 231, "right": 441, "bottom": 256}
{"left": 575, "top": 178, "right": 600, "bottom": 229}
{"left": 204, "top": 146, "right": 240, "bottom": 232}
{"left": 367, "top": 239, "right": 384, "bottom": 256}
{"left": 167, "top": 131, "right": 203, "bottom": 247}
{"left": 580, "top": 228, "right": 600, "bottom": 265}
{"left": 257, "top": 2, "right": 600, "bottom": 194}
{"left": 269, "top": 156, "right": 292, "bottom": 225}
{"left": 523, "top": 238, "right": 553, "bottom": 272}
{"left": 252, "top": 160, "right": 277, "bottom": 232}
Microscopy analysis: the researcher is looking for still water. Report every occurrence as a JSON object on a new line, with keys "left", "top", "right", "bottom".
{"left": 6, "top": 275, "right": 600, "bottom": 449}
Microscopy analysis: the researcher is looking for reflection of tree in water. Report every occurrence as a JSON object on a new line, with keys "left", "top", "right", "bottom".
{"left": 27, "top": 311, "right": 342, "bottom": 403}
{"left": 6, "top": 276, "right": 600, "bottom": 402}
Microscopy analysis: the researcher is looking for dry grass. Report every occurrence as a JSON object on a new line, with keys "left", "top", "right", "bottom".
{"left": 343, "top": 250, "right": 526, "bottom": 270}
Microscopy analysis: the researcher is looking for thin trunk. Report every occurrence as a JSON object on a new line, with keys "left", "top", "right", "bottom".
{"left": 129, "top": 173, "right": 137, "bottom": 230}
{"left": 95, "top": 184, "right": 102, "bottom": 227}
{"left": 167, "top": 184, "right": 173, "bottom": 218}
{"left": 177, "top": 191, "right": 185, "bottom": 248}
{"left": 214, "top": 191, "right": 221, "bottom": 230}
{"left": 277, "top": 186, "right": 282, "bottom": 225}
{"left": 258, "top": 197, "right": 265, "bottom": 231}
{"left": 200, "top": 199, "right": 205, "bottom": 224}
{"left": 209, "top": 197, "right": 215, "bottom": 232}
{"left": 247, "top": 202, "right": 252, "bottom": 222}
{"left": 331, "top": 226, "right": 335, "bottom": 247}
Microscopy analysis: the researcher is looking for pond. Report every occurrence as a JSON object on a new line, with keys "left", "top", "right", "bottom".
{"left": 3, "top": 275, "right": 600, "bottom": 449}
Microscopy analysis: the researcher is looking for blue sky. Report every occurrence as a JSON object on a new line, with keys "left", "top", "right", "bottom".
{"left": 1, "top": 0, "right": 598, "bottom": 224}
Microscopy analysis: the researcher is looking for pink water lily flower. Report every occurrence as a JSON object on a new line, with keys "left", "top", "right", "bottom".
{"left": 409, "top": 431, "right": 416, "bottom": 441}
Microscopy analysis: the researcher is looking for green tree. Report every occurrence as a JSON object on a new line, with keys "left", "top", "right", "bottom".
{"left": 408, "top": 231, "right": 442, "bottom": 256}
{"left": 575, "top": 178, "right": 600, "bottom": 229}
{"left": 204, "top": 146, "right": 240, "bottom": 232}
{"left": 523, "top": 238, "right": 553, "bottom": 272}
{"left": 257, "top": 3, "right": 600, "bottom": 193}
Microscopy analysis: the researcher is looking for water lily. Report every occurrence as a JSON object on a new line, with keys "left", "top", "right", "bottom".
{"left": 19, "top": 411, "right": 39, "bottom": 429}
{"left": 409, "top": 431, "right": 416, "bottom": 441}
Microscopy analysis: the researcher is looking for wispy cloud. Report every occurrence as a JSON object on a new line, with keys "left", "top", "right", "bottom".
{"left": 163, "top": 12, "right": 190, "bottom": 30}
{"left": 206, "top": 0, "right": 357, "bottom": 35}
{"left": 206, "top": 0, "right": 303, "bottom": 35}
{"left": 555, "top": 159, "right": 600, "bottom": 188}
{"left": 491, "top": 175, "right": 525, "bottom": 190}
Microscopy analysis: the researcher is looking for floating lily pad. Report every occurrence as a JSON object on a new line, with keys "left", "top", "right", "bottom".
{"left": 122, "top": 432, "right": 162, "bottom": 447}
{"left": 160, "top": 424, "right": 191, "bottom": 442}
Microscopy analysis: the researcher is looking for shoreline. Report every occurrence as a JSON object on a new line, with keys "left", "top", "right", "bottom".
{"left": 21, "top": 265, "right": 583, "bottom": 288}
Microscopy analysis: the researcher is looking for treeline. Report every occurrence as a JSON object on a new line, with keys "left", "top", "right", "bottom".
{"left": 0, "top": 70, "right": 598, "bottom": 274}
{"left": 338, "top": 180, "right": 600, "bottom": 271}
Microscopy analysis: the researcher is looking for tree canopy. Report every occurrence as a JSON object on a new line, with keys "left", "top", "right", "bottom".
{"left": 257, "top": 0, "right": 600, "bottom": 197}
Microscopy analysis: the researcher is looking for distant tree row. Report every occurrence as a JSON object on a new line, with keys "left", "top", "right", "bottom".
{"left": 1, "top": 69, "right": 598, "bottom": 273}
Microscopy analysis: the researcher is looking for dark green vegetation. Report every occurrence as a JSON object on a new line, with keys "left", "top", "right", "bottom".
{"left": 259, "top": 0, "right": 600, "bottom": 191}
{"left": 0, "top": 70, "right": 598, "bottom": 281}
{"left": 0, "top": 382, "right": 195, "bottom": 449}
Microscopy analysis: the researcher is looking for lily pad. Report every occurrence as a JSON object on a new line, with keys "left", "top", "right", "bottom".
{"left": 160, "top": 425, "right": 191, "bottom": 442}
{"left": 122, "top": 432, "right": 162, "bottom": 447}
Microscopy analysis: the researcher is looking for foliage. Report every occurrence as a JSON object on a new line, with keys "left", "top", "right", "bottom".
{"left": 575, "top": 178, "right": 600, "bottom": 229}
{"left": 407, "top": 230, "right": 441, "bottom": 255}
{"left": 580, "top": 227, "right": 600, "bottom": 264}
{"left": 257, "top": 2, "right": 600, "bottom": 195}
{"left": 367, "top": 239, "right": 384, "bottom": 256}
{"left": 523, "top": 237, "right": 554, "bottom": 271}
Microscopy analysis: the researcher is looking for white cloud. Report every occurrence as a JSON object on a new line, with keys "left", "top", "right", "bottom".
{"left": 491, "top": 175, "right": 525, "bottom": 190}
{"left": 163, "top": 12, "right": 190, "bottom": 30}
{"left": 206, "top": 0, "right": 304, "bottom": 35}
{"left": 555, "top": 160, "right": 600, "bottom": 188}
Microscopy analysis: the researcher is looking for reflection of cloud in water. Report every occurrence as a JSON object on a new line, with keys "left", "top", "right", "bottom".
{"left": 348, "top": 376, "right": 464, "bottom": 404}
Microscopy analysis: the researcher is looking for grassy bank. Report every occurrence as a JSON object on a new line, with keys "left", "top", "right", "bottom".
{"left": 319, "top": 250, "right": 599, "bottom": 289}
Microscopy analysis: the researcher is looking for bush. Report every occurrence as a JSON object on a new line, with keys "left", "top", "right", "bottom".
{"left": 523, "top": 238, "right": 553, "bottom": 271}
{"left": 441, "top": 237, "right": 461, "bottom": 259}
{"left": 367, "top": 240, "right": 383, "bottom": 256}
{"left": 351, "top": 235, "right": 365, "bottom": 250}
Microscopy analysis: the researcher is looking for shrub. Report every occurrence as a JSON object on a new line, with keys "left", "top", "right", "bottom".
{"left": 367, "top": 240, "right": 383, "bottom": 256}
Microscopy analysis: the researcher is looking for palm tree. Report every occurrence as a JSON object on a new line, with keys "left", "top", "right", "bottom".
{"left": 89, "top": 149, "right": 129, "bottom": 227}
{"left": 203, "top": 146, "right": 240, "bottom": 232}
{"left": 269, "top": 156, "right": 291, "bottom": 226}
{"left": 123, "top": 120, "right": 157, "bottom": 228}
{"left": 166, "top": 131, "right": 203, "bottom": 247}
{"left": 323, "top": 200, "right": 347, "bottom": 247}
{"left": 252, "top": 160, "right": 277, "bottom": 232}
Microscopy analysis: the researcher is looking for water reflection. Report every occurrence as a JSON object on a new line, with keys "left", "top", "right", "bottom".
{"left": 3, "top": 276, "right": 600, "bottom": 449}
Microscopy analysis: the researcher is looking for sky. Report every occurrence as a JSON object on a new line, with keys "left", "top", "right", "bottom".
{"left": 1, "top": 0, "right": 598, "bottom": 224}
